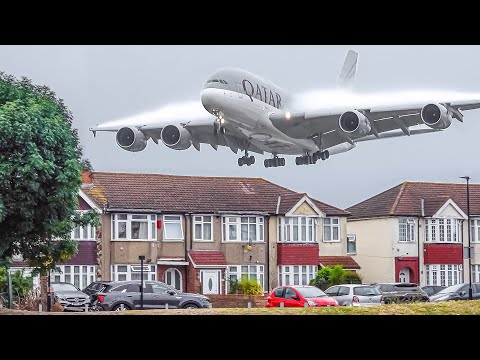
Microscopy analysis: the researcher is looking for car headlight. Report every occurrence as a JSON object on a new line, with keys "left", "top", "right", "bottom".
{"left": 56, "top": 295, "right": 66, "bottom": 301}
{"left": 334, "top": 299, "right": 339, "bottom": 306}
{"left": 433, "top": 295, "right": 450, "bottom": 302}
{"left": 198, "top": 297, "right": 210, "bottom": 303}
{"left": 307, "top": 300, "right": 317, "bottom": 306}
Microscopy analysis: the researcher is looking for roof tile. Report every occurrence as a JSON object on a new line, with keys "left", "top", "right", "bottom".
{"left": 319, "top": 256, "right": 361, "bottom": 269}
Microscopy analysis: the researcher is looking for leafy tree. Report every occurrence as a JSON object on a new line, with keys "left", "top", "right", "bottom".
{"left": 342, "top": 270, "right": 362, "bottom": 284}
{"left": 0, "top": 268, "right": 33, "bottom": 301}
{"left": 309, "top": 266, "right": 332, "bottom": 290}
{"left": 0, "top": 72, "right": 97, "bottom": 275}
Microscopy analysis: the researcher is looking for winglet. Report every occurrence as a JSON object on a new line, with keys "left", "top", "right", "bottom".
{"left": 337, "top": 50, "right": 358, "bottom": 90}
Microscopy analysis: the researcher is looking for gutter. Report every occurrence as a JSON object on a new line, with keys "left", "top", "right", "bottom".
{"left": 419, "top": 198, "right": 425, "bottom": 285}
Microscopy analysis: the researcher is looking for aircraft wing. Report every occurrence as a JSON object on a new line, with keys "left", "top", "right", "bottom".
{"left": 269, "top": 100, "right": 480, "bottom": 150}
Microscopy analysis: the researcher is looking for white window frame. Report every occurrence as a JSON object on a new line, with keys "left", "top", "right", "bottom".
{"left": 470, "top": 219, "right": 480, "bottom": 243}
{"left": 278, "top": 265, "right": 318, "bottom": 286}
{"left": 323, "top": 217, "right": 340, "bottom": 242}
{"left": 193, "top": 215, "right": 213, "bottom": 242}
{"left": 472, "top": 264, "right": 480, "bottom": 283}
{"left": 222, "top": 216, "right": 264, "bottom": 243}
{"left": 425, "top": 218, "right": 462, "bottom": 243}
{"left": 227, "top": 265, "right": 265, "bottom": 293}
{"left": 347, "top": 235, "right": 356, "bottom": 254}
{"left": 277, "top": 216, "right": 317, "bottom": 243}
{"left": 111, "top": 213, "right": 157, "bottom": 241}
{"left": 425, "top": 264, "right": 463, "bottom": 286}
{"left": 398, "top": 218, "right": 415, "bottom": 242}
{"left": 51, "top": 265, "right": 96, "bottom": 290}
{"left": 111, "top": 264, "right": 157, "bottom": 282}
{"left": 164, "top": 268, "right": 183, "bottom": 291}
{"left": 72, "top": 210, "right": 96, "bottom": 241}
{"left": 163, "top": 215, "right": 184, "bottom": 241}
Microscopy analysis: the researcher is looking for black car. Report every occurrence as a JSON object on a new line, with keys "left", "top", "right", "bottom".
{"left": 95, "top": 280, "right": 212, "bottom": 311}
{"left": 421, "top": 285, "right": 446, "bottom": 297}
{"left": 373, "top": 283, "right": 429, "bottom": 303}
{"left": 51, "top": 282, "right": 91, "bottom": 312}
{"left": 429, "top": 283, "right": 480, "bottom": 302}
{"left": 82, "top": 281, "right": 112, "bottom": 303}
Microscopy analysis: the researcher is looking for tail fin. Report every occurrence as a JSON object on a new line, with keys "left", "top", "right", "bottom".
{"left": 337, "top": 50, "right": 358, "bottom": 90}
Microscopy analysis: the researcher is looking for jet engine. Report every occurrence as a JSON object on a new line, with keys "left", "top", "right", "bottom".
{"left": 116, "top": 127, "right": 147, "bottom": 152}
{"left": 339, "top": 110, "right": 371, "bottom": 137}
{"left": 160, "top": 124, "right": 192, "bottom": 150}
{"left": 421, "top": 103, "right": 453, "bottom": 130}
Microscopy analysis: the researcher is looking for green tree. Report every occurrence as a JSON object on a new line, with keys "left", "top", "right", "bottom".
{"left": 310, "top": 265, "right": 362, "bottom": 289}
{"left": 0, "top": 72, "right": 97, "bottom": 275}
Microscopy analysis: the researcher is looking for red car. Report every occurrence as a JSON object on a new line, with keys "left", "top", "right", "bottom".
{"left": 266, "top": 285, "right": 339, "bottom": 307}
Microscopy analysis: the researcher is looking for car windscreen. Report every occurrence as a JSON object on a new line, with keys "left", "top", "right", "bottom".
{"left": 394, "top": 285, "right": 421, "bottom": 292}
{"left": 52, "top": 283, "right": 78, "bottom": 292}
{"left": 296, "top": 287, "right": 327, "bottom": 298}
{"left": 353, "top": 286, "right": 381, "bottom": 296}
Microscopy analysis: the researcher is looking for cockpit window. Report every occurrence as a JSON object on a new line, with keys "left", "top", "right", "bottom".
{"left": 205, "top": 79, "right": 228, "bottom": 85}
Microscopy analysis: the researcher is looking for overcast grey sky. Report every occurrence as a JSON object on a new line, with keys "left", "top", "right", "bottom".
{"left": 2, "top": 45, "right": 480, "bottom": 209}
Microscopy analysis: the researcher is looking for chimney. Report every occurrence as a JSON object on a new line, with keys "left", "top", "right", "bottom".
{"left": 81, "top": 169, "right": 94, "bottom": 188}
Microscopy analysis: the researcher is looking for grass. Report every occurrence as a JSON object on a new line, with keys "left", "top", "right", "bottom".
{"left": 2, "top": 300, "right": 480, "bottom": 315}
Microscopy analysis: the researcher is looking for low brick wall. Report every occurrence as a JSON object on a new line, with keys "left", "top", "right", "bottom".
{"left": 208, "top": 294, "right": 268, "bottom": 308}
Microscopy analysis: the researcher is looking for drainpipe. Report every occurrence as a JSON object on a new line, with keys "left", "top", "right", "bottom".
{"left": 265, "top": 215, "right": 270, "bottom": 293}
{"left": 419, "top": 198, "right": 425, "bottom": 285}
{"left": 185, "top": 213, "right": 191, "bottom": 292}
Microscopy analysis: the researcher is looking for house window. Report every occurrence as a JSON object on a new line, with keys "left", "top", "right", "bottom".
{"left": 278, "top": 265, "right": 317, "bottom": 286}
{"left": 425, "top": 264, "right": 462, "bottom": 286}
{"left": 112, "top": 214, "right": 157, "bottom": 241}
{"left": 472, "top": 265, "right": 480, "bottom": 283}
{"left": 222, "top": 216, "right": 264, "bottom": 242}
{"left": 227, "top": 265, "right": 264, "bottom": 292}
{"left": 399, "top": 218, "right": 415, "bottom": 242}
{"left": 323, "top": 217, "right": 340, "bottom": 242}
{"left": 72, "top": 211, "right": 96, "bottom": 240}
{"left": 277, "top": 217, "right": 316, "bottom": 243}
{"left": 163, "top": 215, "right": 184, "bottom": 241}
{"left": 51, "top": 265, "right": 96, "bottom": 290}
{"left": 193, "top": 215, "right": 213, "bottom": 241}
{"left": 111, "top": 264, "right": 156, "bottom": 282}
{"left": 347, "top": 235, "right": 356, "bottom": 254}
{"left": 425, "top": 218, "right": 461, "bottom": 243}
{"left": 470, "top": 219, "right": 480, "bottom": 243}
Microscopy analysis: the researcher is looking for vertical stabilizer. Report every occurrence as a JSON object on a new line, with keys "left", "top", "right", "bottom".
{"left": 337, "top": 50, "right": 358, "bottom": 90}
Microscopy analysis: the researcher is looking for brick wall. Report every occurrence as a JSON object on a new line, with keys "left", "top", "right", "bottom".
{"left": 208, "top": 294, "right": 268, "bottom": 308}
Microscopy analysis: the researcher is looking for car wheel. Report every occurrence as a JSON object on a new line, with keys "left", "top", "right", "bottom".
{"left": 112, "top": 304, "right": 131, "bottom": 311}
{"left": 183, "top": 303, "right": 199, "bottom": 309}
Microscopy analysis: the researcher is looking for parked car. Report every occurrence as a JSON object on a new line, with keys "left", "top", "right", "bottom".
{"left": 51, "top": 282, "right": 91, "bottom": 312}
{"left": 266, "top": 285, "right": 338, "bottom": 307}
{"left": 82, "top": 281, "right": 112, "bottom": 303}
{"left": 95, "top": 280, "right": 212, "bottom": 311}
{"left": 324, "top": 284, "right": 384, "bottom": 306}
{"left": 373, "top": 283, "right": 429, "bottom": 303}
{"left": 429, "top": 283, "right": 480, "bottom": 302}
{"left": 421, "top": 285, "right": 446, "bottom": 297}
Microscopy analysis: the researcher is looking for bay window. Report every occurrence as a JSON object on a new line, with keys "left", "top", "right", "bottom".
{"left": 222, "top": 216, "right": 264, "bottom": 242}
{"left": 470, "top": 219, "right": 480, "bottom": 243}
{"left": 111, "top": 264, "right": 157, "bottom": 282}
{"left": 112, "top": 214, "right": 157, "bottom": 241}
{"left": 51, "top": 265, "right": 96, "bottom": 290}
{"left": 227, "top": 265, "right": 264, "bottom": 293}
{"left": 425, "top": 264, "right": 462, "bottom": 286}
{"left": 323, "top": 217, "right": 339, "bottom": 242}
{"left": 278, "top": 265, "right": 317, "bottom": 286}
{"left": 425, "top": 218, "right": 461, "bottom": 243}
{"left": 472, "top": 265, "right": 480, "bottom": 282}
{"left": 278, "top": 217, "right": 316, "bottom": 242}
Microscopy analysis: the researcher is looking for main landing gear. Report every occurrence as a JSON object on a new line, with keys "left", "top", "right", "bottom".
{"left": 264, "top": 155, "right": 286, "bottom": 168}
{"left": 295, "top": 150, "right": 330, "bottom": 166}
{"left": 238, "top": 151, "right": 255, "bottom": 166}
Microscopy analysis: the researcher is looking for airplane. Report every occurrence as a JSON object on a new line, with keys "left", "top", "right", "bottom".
{"left": 89, "top": 50, "right": 480, "bottom": 168}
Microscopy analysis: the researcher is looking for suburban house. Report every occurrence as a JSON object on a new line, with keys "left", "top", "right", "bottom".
{"left": 346, "top": 181, "right": 480, "bottom": 287}
{"left": 80, "top": 170, "right": 356, "bottom": 295}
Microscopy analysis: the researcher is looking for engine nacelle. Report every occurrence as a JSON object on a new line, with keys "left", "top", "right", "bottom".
{"left": 116, "top": 127, "right": 147, "bottom": 152}
{"left": 161, "top": 124, "right": 192, "bottom": 150}
{"left": 339, "top": 110, "right": 371, "bottom": 137}
{"left": 421, "top": 103, "right": 453, "bottom": 130}
{"left": 327, "top": 142, "right": 356, "bottom": 156}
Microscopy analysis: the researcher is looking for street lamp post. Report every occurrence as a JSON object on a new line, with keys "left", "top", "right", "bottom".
{"left": 139, "top": 255, "right": 145, "bottom": 310}
{"left": 460, "top": 176, "right": 473, "bottom": 300}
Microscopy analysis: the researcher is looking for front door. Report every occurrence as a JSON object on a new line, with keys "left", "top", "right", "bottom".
{"left": 399, "top": 268, "right": 410, "bottom": 283}
{"left": 201, "top": 270, "right": 220, "bottom": 294}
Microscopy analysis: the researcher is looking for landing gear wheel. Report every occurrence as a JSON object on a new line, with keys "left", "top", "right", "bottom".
{"left": 249, "top": 156, "right": 255, "bottom": 165}
{"left": 238, "top": 158, "right": 244, "bottom": 167}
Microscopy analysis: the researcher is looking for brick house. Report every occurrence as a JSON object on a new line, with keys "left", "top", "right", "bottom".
{"left": 81, "top": 171, "right": 355, "bottom": 294}
{"left": 347, "top": 181, "right": 480, "bottom": 287}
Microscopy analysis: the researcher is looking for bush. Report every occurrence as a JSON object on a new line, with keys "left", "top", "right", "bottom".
{"left": 229, "top": 277, "right": 263, "bottom": 295}
{"left": 310, "top": 265, "right": 362, "bottom": 290}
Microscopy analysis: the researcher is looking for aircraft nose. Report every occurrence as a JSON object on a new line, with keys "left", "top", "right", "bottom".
{"left": 201, "top": 89, "right": 216, "bottom": 113}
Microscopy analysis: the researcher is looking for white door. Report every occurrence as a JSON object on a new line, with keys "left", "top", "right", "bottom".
{"left": 201, "top": 270, "right": 220, "bottom": 294}
{"left": 165, "top": 268, "right": 182, "bottom": 291}
{"left": 399, "top": 268, "right": 410, "bottom": 283}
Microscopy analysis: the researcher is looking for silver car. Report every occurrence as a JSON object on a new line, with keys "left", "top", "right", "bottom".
{"left": 324, "top": 284, "right": 384, "bottom": 306}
